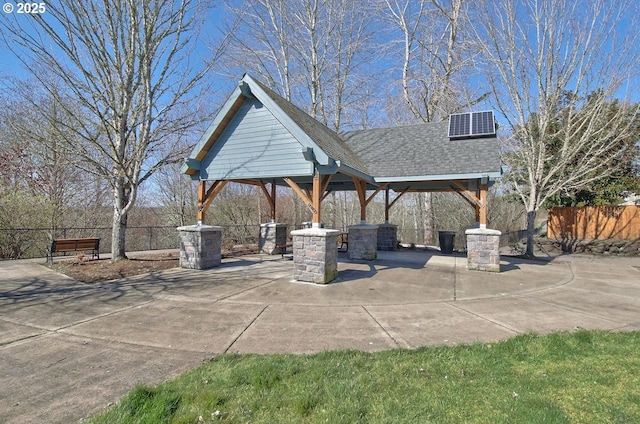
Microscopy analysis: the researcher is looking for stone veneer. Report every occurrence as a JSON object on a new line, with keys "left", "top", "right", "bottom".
{"left": 377, "top": 223, "right": 398, "bottom": 251}
{"left": 290, "top": 228, "right": 340, "bottom": 284}
{"left": 348, "top": 224, "right": 379, "bottom": 260}
{"left": 177, "top": 224, "right": 222, "bottom": 270}
{"left": 465, "top": 228, "right": 501, "bottom": 272}
{"left": 258, "top": 223, "right": 288, "bottom": 255}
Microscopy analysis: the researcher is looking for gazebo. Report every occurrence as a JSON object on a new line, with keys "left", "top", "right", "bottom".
{"left": 179, "top": 74, "right": 502, "bottom": 282}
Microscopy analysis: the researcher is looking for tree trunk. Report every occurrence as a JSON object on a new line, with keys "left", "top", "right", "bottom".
{"left": 525, "top": 209, "right": 537, "bottom": 258}
{"left": 422, "top": 192, "right": 434, "bottom": 245}
{"left": 111, "top": 180, "right": 130, "bottom": 261}
{"left": 111, "top": 209, "right": 128, "bottom": 261}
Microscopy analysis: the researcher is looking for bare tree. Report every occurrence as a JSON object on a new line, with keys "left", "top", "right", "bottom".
{"left": 222, "top": 0, "right": 376, "bottom": 130}
{"left": 0, "top": 0, "right": 214, "bottom": 260}
{"left": 154, "top": 163, "right": 199, "bottom": 227}
{"left": 0, "top": 86, "right": 84, "bottom": 232}
{"left": 476, "top": 0, "right": 640, "bottom": 256}
{"left": 380, "top": 0, "right": 486, "bottom": 123}
{"left": 380, "top": 0, "right": 487, "bottom": 244}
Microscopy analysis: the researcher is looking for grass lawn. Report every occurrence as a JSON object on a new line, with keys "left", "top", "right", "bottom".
{"left": 88, "top": 330, "right": 640, "bottom": 423}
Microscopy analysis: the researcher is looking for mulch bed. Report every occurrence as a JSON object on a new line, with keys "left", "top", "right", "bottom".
{"left": 50, "top": 252, "right": 180, "bottom": 284}
{"left": 49, "top": 246, "right": 261, "bottom": 284}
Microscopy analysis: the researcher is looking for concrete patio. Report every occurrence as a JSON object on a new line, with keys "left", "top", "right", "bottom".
{"left": 1, "top": 250, "right": 639, "bottom": 423}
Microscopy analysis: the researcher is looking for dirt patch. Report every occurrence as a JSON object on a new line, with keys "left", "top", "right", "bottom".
{"left": 50, "top": 252, "right": 179, "bottom": 284}
{"left": 49, "top": 246, "right": 261, "bottom": 284}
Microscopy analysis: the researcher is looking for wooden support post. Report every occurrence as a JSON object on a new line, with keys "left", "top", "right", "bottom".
{"left": 385, "top": 186, "right": 390, "bottom": 223}
{"left": 352, "top": 177, "right": 367, "bottom": 222}
{"left": 479, "top": 184, "right": 488, "bottom": 228}
{"left": 271, "top": 182, "right": 276, "bottom": 221}
{"left": 312, "top": 172, "right": 322, "bottom": 226}
{"left": 283, "top": 174, "right": 332, "bottom": 227}
{"left": 197, "top": 181, "right": 206, "bottom": 223}
{"left": 258, "top": 181, "right": 277, "bottom": 222}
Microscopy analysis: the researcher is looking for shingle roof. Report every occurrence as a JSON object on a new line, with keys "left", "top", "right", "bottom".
{"left": 185, "top": 74, "right": 501, "bottom": 186}
{"left": 341, "top": 122, "right": 501, "bottom": 180}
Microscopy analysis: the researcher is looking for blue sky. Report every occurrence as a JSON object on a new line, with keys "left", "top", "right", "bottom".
{"left": 1, "top": 0, "right": 638, "bottom": 128}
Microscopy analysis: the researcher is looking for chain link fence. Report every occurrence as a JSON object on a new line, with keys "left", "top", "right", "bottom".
{"left": 0, "top": 224, "right": 265, "bottom": 260}
{"left": 1, "top": 223, "right": 527, "bottom": 260}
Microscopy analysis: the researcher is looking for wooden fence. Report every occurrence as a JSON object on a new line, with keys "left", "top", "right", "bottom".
{"left": 547, "top": 206, "right": 640, "bottom": 240}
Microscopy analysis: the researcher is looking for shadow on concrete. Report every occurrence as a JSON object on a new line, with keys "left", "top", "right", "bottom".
{"left": 498, "top": 255, "right": 554, "bottom": 273}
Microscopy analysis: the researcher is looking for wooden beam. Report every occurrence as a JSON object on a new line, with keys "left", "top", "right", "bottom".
{"left": 383, "top": 187, "right": 411, "bottom": 222}
{"left": 312, "top": 172, "right": 322, "bottom": 225}
{"left": 455, "top": 191, "right": 478, "bottom": 209}
{"left": 271, "top": 181, "right": 277, "bottom": 221}
{"left": 475, "top": 185, "right": 481, "bottom": 223}
{"left": 365, "top": 183, "right": 388, "bottom": 206}
{"left": 479, "top": 184, "right": 488, "bottom": 227}
{"left": 321, "top": 174, "right": 333, "bottom": 195}
{"left": 234, "top": 179, "right": 264, "bottom": 186}
{"left": 352, "top": 176, "right": 367, "bottom": 222}
{"left": 385, "top": 187, "right": 390, "bottom": 222}
{"left": 197, "top": 181, "right": 206, "bottom": 222}
{"left": 318, "top": 174, "right": 335, "bottom": 202}
{"left": 197, "top": 180, "right": 228, "bottom": 222}
{"left": 283, "top": 177, "right": 316, "bottom": 216}
{"left": 450, "top": 180, "right": 481, "bottom": 206}
{"left": 202, "top": 180, "right": 228, "bottom": 213}
{"left": 449, "top": 179, "right": 487, "bottom": 224}
{"left": 389, "top": 188, "right": 409, "bottom": 209}
{"left": 258, "top": 181, "right": 277, "bottom": 221}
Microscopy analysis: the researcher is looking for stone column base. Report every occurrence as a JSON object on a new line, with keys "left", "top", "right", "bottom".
{"left": 465, "top": 228, "right": 501, "bottom": 272}
{"left": 348, "top": 224, "right": 379, "bottom": 260}
{"left": 377, "top": 223, "right": 398, "bottom": 251}
{"left": 258, "top": 223, "right": 288, "bottom": 254}
{"left": 177, "top": 225, "right": 222, "bottom": 270}
{"left": 291, "top": 228, "right": 339, "bottom": 284}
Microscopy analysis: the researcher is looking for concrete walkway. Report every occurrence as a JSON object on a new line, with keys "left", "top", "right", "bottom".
{"left": 1, "top": 251, "right": 639, "bottom": 423}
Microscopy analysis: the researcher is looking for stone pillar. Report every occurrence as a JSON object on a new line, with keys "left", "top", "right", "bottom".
{"left": 465, "top": 228, "right": 501, "bottom": 272}
{"left": 377, "top": 223, "right": 398, "bottom": 251}
{"left": 258, "top": 223, "right": 288, "bottom": 255}
{"left": 177, "top": 225, "right": 222, "bottom": 270}
{"left": 348, "top": 224, "right": 379, "bottom": 260}
{"left": 290, "top": 228, "right": 339, "bottom": 284}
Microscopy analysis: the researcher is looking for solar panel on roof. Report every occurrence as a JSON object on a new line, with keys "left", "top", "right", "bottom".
{"left": 448, "top": 113, "right": 470, "bottom": 137}
{"left": 471, "top": 111, "right": 495, "bottom": 136}
{"left": 448, "top": 111, "right": 496, "bottom": 138}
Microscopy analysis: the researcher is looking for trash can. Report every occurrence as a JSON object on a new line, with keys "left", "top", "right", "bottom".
{"left": 438, "top": 231, "right": 456, "bottom": 254}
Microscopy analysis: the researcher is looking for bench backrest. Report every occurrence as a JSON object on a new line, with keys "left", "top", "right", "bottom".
{"left": 52, "top": 238, "right": 100, "bottom": 252}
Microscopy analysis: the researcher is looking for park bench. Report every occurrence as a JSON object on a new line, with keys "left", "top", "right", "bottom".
{"left": 338, "top": 232, "right": 348, "bottom": 252}
{"left": 277, "top": 242, "right": 294, "bottom": 259}
{"left": 46, "top": 238, "right": 100, "bottom": 264}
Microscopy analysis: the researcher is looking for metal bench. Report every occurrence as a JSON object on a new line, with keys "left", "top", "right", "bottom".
{"left": 338, "top": 232, "right": 348, "bottom": 252}
{"left": 46, "top": 238, "right": 100, "bottom": 264}
{"left": 276, "top": 243, "right": 294, "bottom": 259}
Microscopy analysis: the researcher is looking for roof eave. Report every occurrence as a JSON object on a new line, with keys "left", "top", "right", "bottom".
{"left": 374, "top": 171, "right": 502, "bottom": 183}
